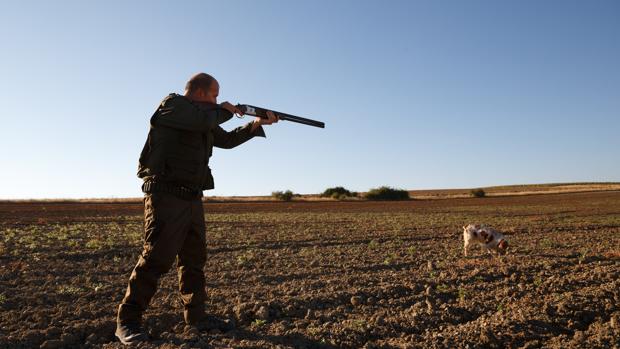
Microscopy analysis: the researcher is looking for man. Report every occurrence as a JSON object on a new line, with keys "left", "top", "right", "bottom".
{"left": 115, "top": 73, "right": 278, "bottom": 344}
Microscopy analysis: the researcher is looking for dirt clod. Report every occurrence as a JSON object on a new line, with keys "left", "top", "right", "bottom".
{"left": 255, "top": 305, "right": 270, "bottom": 321}
{"left": 39, "top": 339, "right": 62, "bottom": 349}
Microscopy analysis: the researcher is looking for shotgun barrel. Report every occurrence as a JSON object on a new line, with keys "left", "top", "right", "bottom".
{"left": 236, "top": 104, "right": 325, "bottom": 128}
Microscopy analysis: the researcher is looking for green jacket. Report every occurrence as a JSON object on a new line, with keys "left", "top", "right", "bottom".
{"left": 138, "top": 93, "right": 265, "bottom": 190}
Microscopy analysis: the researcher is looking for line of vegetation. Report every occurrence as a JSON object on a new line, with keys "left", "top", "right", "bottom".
{"left": 272, "top": 181, "right": 612, "bottom": 202}
{"left": 272, "top": 190, "right": 295, "bottom": 201}
{"left": 364, "top": 186, "right": 410, "bottom": 201}
{"left": 274, "top": 186, "right": 411, "bottom": 201}
{"left": 320, "top": 186, "right": 358, "bottom": 200}
{"left": 470, "top": 188, "right": 486, "bottom": 198}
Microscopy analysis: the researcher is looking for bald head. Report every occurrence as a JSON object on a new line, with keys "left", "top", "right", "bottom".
{"left": 184, "top": 73, "right": 219, "bottom": 103}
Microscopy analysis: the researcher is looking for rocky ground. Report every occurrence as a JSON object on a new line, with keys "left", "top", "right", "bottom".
{"left": 1, "top": 191, "right": 619, "bottom": 348}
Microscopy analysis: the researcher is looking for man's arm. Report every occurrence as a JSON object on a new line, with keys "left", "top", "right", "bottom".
{"left": 152, "top": 95, "right": 232, "bottom": 131}
{"left": 212, "top": 120, "right": 266, "bottom": 149}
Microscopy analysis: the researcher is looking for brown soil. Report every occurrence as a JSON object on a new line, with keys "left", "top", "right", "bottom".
{"left": 1, "top": 191, "right": 619, "bottom": 348}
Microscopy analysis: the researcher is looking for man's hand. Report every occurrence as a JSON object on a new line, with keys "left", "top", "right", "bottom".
{"left": 220, "top": 101, "right": 244, "bottom": 116}
{"left": 257, "top": 110, "right": 279, "bottom": 125}
{"left": 250, "top": 110, "right": 278, "bottom": 133}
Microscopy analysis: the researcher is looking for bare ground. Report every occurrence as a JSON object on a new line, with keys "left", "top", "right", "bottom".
{"left": 1, "top": 191, "right": 619, "bottom": 348}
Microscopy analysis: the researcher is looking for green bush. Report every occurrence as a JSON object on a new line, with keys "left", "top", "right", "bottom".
{"left": 364, "top": 186, "right": 410, "bottom": 201}
{"left": 272, "top": 190, "right": 294, "bottom": 201}
{"left": 321, "top": 186, "right": 357, "bottom": 198}
{"left": 471, "top": 188, "right": 486, "bottom": 198}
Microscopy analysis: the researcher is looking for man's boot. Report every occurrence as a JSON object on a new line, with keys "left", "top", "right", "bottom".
{"left": 115, "top": 322, "right": 148, "bottom": 345}
{"left": 184, "top": 310, "right": 235, "bottom": 332}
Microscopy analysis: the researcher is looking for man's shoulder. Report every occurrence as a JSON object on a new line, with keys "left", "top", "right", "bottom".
{"left": 149, "top": 94, "right": 188, "bottom": 127}
{"left": 160, "top": 94, "right": 216, "bottom": 112}
{"left": 160, "top": 93, "right": 185, "bottom": 107}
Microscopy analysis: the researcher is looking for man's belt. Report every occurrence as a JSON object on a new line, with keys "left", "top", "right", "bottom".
{"left": 141, "top": 181, "right": 203, "bottom": 200}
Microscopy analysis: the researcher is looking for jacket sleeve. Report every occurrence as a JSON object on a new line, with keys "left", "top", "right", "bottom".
{"left": 212, "top": 121, "right": 266, "bottom": 149}
{"left": 151, "top": 95, "right": 232, "bottom": 131}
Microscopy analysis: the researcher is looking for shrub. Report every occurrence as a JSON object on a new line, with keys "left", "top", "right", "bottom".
{"left": 321, "top": 186, "right": 357, "bottom": 198}
{"left": 272, "top": 190, "right": 294, "bottom": 201}
{"left": 364, "top": 186, "right": 410, "bottom": 201}
{"left": 471, "top": 188, "right": 486, "bottom": 198}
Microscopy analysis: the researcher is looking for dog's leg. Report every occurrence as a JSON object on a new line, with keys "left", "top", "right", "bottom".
{"left": 463, "top": 236, "right": 470, "bottom": 257}
{"left": 463, "top": 231, "right": 469, "bottom": 257}
{"left": 484, "top": 246, "right": 492, "bottom": 257}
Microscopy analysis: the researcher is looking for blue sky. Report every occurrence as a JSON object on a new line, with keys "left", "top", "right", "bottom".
{"left": 1, "top": 1, "right": 618, "bottom": 199}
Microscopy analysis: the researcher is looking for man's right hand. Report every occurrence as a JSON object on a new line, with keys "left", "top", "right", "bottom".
{"left": 220, "top": 102, "right": 244, "bottom": 116}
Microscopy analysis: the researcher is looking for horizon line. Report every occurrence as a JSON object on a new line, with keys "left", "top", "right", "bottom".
{"left": 2, "top": 181, "right": 619, "bottom": 201}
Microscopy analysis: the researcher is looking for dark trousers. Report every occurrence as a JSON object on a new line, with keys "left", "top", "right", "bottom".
{"left": 117, "top": 191, "right": 207, "bottom": 325}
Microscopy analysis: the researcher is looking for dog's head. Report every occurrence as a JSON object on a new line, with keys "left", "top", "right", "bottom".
{"left": 462, "top": 224, "right": 478, "bottom": 234}
{"left": 497, "top": 239, "right": 509, "bottom": 254}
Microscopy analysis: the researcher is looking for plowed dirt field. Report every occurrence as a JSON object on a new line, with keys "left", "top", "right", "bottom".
{"left": 1, "top": 191, "right": 619, "bottom": 348}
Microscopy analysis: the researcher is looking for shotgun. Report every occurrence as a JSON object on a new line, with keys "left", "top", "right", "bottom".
{"left": 236, "top": 104, "right": 325, "bottom": 128}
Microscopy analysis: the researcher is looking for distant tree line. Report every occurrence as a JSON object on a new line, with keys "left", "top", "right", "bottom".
{"left": 272, "top": 186, "right": 411, "bottom": 201}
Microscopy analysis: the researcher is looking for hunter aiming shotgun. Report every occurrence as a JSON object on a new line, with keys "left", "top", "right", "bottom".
{"left": 117, "top": 72, "right": 320, "bottom": 345}
{"left": 236, "top": 104, "right": 325, "bottom": 128}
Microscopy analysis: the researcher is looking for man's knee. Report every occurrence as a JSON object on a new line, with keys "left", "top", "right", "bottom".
{"left": 136, "top": 250, "right": 176, "bottom": 277}
{"left": 178, "top": 242, "right": 206, "bottom": 268}
{"left": 177, "top": 256, "right": 206, "bottom": 278}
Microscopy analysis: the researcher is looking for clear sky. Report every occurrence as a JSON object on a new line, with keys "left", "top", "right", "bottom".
{"left": 1, "top": 1, "right": 619, "bottom": 199}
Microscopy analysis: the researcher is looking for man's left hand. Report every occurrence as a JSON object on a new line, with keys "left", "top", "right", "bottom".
{"left": 257, "top": 110, "right": 279, "bottom": 125}
{"left": 251, "top": 110, "right": 278, "bottom": 133}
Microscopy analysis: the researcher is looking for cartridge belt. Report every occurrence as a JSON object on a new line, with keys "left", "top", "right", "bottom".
{"left": 141, "top": 181, "right": 202, "bottom": 201}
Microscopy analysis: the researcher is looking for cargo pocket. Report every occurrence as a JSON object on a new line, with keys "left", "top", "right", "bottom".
{"left": 144, "top": 192, "right": 164, "bottom": 247}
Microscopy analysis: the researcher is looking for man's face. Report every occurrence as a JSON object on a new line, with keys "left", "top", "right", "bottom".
{"left": 202, "top": 80, "right": 219, "bottom": 104}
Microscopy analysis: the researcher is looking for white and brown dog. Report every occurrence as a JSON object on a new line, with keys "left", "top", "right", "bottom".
{"left": 462, "top": 224, "right": 508, "bottom": 256}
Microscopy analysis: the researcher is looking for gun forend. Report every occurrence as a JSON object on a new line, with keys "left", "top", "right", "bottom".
{"left": 236, "top": 104, "right": 325, "bottom": 128}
